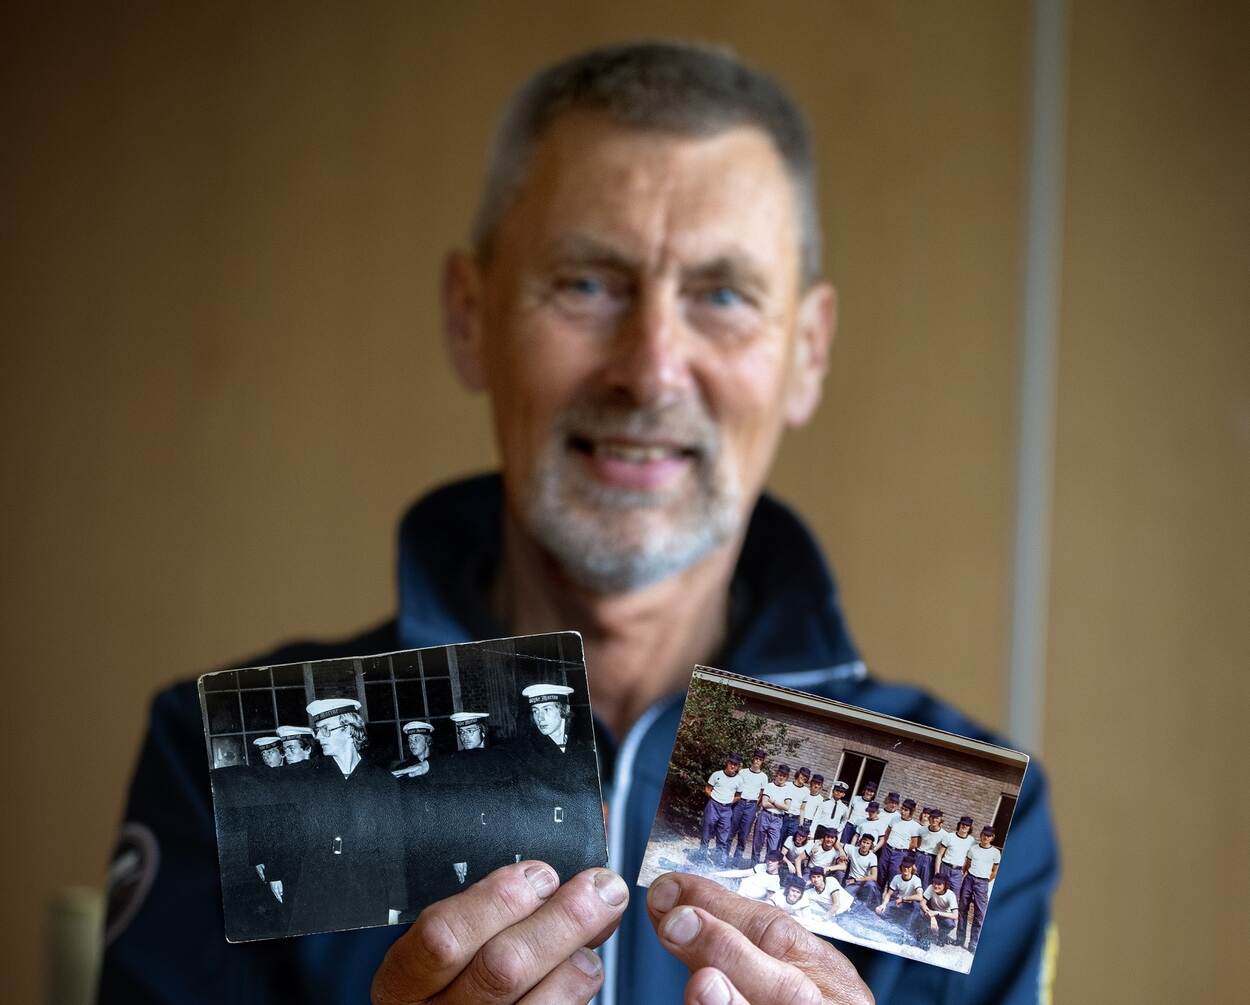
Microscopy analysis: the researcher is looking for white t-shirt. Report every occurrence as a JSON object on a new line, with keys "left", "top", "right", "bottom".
{"left": 806, "top": 843, "right": 844, "bottom": 873}
{"left": 785, "top": 781, "right": 809, "bottom": 816}
{"left": 943, "top": 832, "right": 977, "bottom": 869}
{"left": 917, "top": 826, "right": 950, "bottom": 856}
{"left": 885, "top": 817, "right": 923, "bottom": 851}
{"left": 923, "top": 885, "right": 959, "bottom": 915}
{"left": 815, "top": 797, "right": 851, "bottom": 833}
{"left": 800, "top": 791, "right": 826, "bottom": 823}
{"left": 706, "top": 770, "right": 741, "bottom": 805}
{"left": 889, "top": 873, "right": 923, "bottom": 901}
{"left": 879, "top": 808, "right": 901, "bottom": 831}
{"left": 769, "top": 888, "right": 812, "bottom": 913}
{"left": 845, "top": 847, "right": 878, "bottom": 882}
{"left": 965, "top": 843, "right": 1002, "bottom": 880}
{"left": 737, "top": 864, "right": 783, "bottom": 900}
{"left": 804, "top": 879, "right": 855, "bottom": 916}
{"left": 736, "top": 767, "right": 769, "bottom": 802}
{"left": 848, "top": 794, "right": 874, "bottom": 827}
{"left": 782, "top": 836, "right": 813, "bottom": 864}
{"left": 855, "top": 816, "right": 889, "bottom": 844}
{"left": 761, "top": 781, "right": 793, "bottom": 813}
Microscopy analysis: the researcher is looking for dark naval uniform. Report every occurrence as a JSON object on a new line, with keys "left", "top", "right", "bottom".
{"left": 100, "top": 475, "right": 1060, "bottom": 1004}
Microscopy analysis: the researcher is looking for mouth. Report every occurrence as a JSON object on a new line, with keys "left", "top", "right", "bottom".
{"left": 568, "top": 434, "right": 700, "bottom": 491}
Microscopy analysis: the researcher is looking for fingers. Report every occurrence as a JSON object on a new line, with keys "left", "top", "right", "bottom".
{"left": 653, "top": 904, "right": 819, "bottom": 1005}
{"left": 516, "top": 948, "right": 603, "bottom": 1005}
{"left": 647, "top": 872, "right": 872, "bottom": 1004}
{"left": 372, "top": 860, "right": 562, "bottom": 1004}
{"left": 438, "top": 867, "right": 628, "bottom": 1004}
{"left": 684, "top": 967, "right": 750, "bottom": 1005}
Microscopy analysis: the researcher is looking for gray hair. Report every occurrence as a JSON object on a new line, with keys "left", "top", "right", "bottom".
{"left": 472, "top": 40, "right": 823, "bottom": 288}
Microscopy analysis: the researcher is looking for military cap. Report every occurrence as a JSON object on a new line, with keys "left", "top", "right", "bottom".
{"left": 306, "top": 697, "right": 361, "bottom": 724}
{"left": 521, "top": 684, "right": 574, "bottom": 706}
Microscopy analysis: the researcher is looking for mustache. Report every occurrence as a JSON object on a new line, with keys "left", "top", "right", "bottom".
{"left": 554, "top": 397, "right": 720, "bottom": 453}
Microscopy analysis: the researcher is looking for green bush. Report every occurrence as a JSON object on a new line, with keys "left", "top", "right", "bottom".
{"left": 663, "top": 677, "right": 801, "bottom": 834}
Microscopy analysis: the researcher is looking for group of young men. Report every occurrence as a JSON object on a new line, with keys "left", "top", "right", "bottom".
{"left": 699, "top": 753, "right": 1004, "bottom": 954}
{"left": 215, "top": 681, "right": 602, "bottom": 938}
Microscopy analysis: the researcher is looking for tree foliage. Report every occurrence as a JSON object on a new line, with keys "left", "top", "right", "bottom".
{"left": 663, "top": 678, "right": 801, "bottom": 833}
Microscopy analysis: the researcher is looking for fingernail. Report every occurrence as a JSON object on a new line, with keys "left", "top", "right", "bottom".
{"left": 571, "top": 947, "right": 602, "bottom": 977}
{"left": 698, "top": 972, "right": 733, "bottom": 1005}
{"left": 663, "top": 906, "right": 701, "bottom": 945}
{"left": 525, "top": 865, "right": 558, "bottom": 898}
{"left": 649, "top": 877, "right": 679, "bottom": 913}
{"left": 593, "top": 870, "right": 629, "bottom": 907}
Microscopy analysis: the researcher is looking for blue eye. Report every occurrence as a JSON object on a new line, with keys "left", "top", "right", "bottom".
{"left": 704, "top": 286, "right": 744, "bottom": 308}
{"left": 561, "top": 276, "right": 604, "bottom": 296}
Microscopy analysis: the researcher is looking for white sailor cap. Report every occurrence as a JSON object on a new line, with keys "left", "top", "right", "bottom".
{"left": 306, "top": 697, "right": 362, "bottom": 724}
{"left": 252, "top": 736, "right": 282, "bottom": 750}
{"left": 450, "top": 711, "right": 488, "bottom": 727}
{"left": 276, "top": 725, "right": 314, "bottom": 738}
{"left": 521, "top": 683, "right": 574, "bottom": 706}
{"left": 402, "top": 720, "right": 434, "bottom": 734}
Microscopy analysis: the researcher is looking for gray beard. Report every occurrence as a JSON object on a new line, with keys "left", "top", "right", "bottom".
{"left": 524, "top": 443, "right": 741, "bottom": 593}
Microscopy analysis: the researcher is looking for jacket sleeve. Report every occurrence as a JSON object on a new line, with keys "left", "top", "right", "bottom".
{"left": 98, "top": 684, "right": 291, "bottom": 1003}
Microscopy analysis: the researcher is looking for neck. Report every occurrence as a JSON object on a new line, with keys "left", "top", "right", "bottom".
{"left": 331, "top": 745, "right": 360, "bottom": 777}
{"left": 496, "top": 509, "right": 740, "bottom": 739}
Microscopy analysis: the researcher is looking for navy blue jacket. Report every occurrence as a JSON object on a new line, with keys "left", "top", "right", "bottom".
{"left": 100, "top": 475, "right": 1059, "bottom": 1003}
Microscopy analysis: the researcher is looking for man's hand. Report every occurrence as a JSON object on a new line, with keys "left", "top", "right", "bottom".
{"left": 646, "top": 872, "right": 873, "bottom": 1005}
{"left": 269, "top": 880, "right": 283, "bottom": 904}
{"left": 372, "top": 861, "right": 628, "bottom": 1005}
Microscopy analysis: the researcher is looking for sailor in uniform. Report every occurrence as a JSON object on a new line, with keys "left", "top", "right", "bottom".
{"left": 392, "top": 720, "right": 434, "bottom": 778}
{"left": 252, "top": 736, "right": 284, "bottom": 768}
{"left": 275, "top": 725, "right": 314, "bottom": 765}
{"left": 267, "top": 698, "right": 407, "bottom": 936}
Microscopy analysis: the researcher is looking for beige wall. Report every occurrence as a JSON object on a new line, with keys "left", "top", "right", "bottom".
{"left": 1, "top": 2, "right": 1243, "bottom": 1002}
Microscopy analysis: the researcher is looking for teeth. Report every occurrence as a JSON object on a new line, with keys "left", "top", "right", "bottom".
{"left": 595, "top": 442, "right": 675, "bottom": 463}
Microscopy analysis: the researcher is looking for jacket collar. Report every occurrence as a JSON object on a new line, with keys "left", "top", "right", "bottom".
{"left": 397, "top": 473, "right": 861, "bottom": 679}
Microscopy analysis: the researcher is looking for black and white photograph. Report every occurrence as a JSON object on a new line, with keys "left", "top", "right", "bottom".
{"left": 638, "top": 668, "right": 1029, "bottom": 974}
{"left": 199, "top": 632, "right": 606, "bottom": 942}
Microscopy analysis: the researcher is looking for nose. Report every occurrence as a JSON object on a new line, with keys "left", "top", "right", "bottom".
{"left": 600, "top": 281, "right": 694, "bottom": 407}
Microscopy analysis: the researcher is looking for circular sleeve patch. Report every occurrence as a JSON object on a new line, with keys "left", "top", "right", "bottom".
{"left": 104, "top": 822, "right": 161, "bottom": 946}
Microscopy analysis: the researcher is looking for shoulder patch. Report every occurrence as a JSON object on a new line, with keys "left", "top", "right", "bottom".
{"left": 104, "top": 822, "right": 160, "bottom": 945}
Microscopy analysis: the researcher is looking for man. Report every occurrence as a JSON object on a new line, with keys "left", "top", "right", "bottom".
{"left": 780, "top": 823, "right": 813, "bottom": 876}
{"left": 876, "top": 855, "right": 925, "bottom": 941}
{"left": 806, "top": 825, "right": 847, "bottom": 883}
{"left": 800, "top": 772, "right": 827, "bottom": 831}
{"left": 844, "top": 779, "right": 878, "bottom": 845}
{"left": 770, "top": 871, "right": 812, "bottom": 914}
{"left": 522, "top": 682, "right": 577, "bottom": 752}
{"left": 727, "top": 747, "right": 768, "bottom": 867}
{"left": 804, "top": 865, "right": 854, "bottom": 918}
{"left": 853, "top": 800, "right": 889, "bottom": 855}
{"left": 699, "top": 753, "right": 742, "bottom": 863}
{"left": 957, "top": 825, "right": 1003, "bottom": 955}
{"left": 391, "top": 720, "right": 434, "bottom": 778}
{"left": 101, "top": 41, "right": 1057, "bottom": 1005}
{"left": 451, "top": 710, "right": 489, "bottom": 750}
{"left": 781, "top": 765, "right": 812, "bottom": 845}
{"left": 879, "top": 796, "right": 923, "bottom": 892}
{"left": 813, "top": 778, "right": 851, "bottom": 839}
{"left": 914, "top": 807, "right": 949, "bottom": 889}
{"left": 918, "top": 872, "right": 960, "bottom": 951}
{"left": 842, "top": 833, "right": 882, "bottom": 908}
{"left": 275, "top": 725, "right": 315, "bottom": 765}
{"left": 735, "top": 849, "right": 785, "bottom": 902}
{"left": 752, "top": 762, "right": 792, "bottom": 864}
{"left": 251, "top": 735, "right": 284, "bottom": 768}
{"left": 941, "top": 814, "right": 978, "bottom": 901}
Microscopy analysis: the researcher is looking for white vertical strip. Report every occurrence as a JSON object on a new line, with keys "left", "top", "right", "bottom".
{"left": 1009, "top": 0, "right": 1069, "bottom": 753}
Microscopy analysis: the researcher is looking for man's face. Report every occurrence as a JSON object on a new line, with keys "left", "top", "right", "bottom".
{"left": 281, "top": 739, "right": 309, "bottom": 763}
{"left": 919, "top": 811, "right": 931, "bottom": 826}
{"left": 979, "top": 833, "right": 994, "bottom": 848}
{"left": 784, "top": 886, "right": 803, "bottom": 905}
{"left": 406, "top": 731, "right": 430, "bottom": 759}
{"left": 448, "top": 114, "right": 833, "bottom": 592}
{"left": 794, "top": 833, "right": 808, "bottom": 846}
{"left": 901, "top": 865, "right": 914, "bottom": 881}
{"left": 957, "top": 823, "right": 972, "bottom": 837}
{"left": 862, "top": 787, "right": 875, "bottom": 800}
{"left": 811, "top": 874, "right": 826, "bottom": 893}
{"left": 724, "top": 760, "right": 740, "bottom": 776}
{"left": 929, "top": 816, "right": 944, "bottom": 831}
{"left": 885, "top": 800, "right": 899, "bottom": 814}
{"left": 858, "top": 839, "right": 873, "bottom": 854}
{"left": 773, "top": 771, "right": 789, "bottom": 785}
{"left": 765, "top": 859, "right": 780, "bottom": 875}
{"left": 933, "top": 880, "right": 948, "bottom": 896}
{"left": 459, "top": 724, "right": 485, "bottom": 749}
{"left": 809, "top": 780, "right": 822, "bottom": 795}
{"left": 530, "top": 701, "right": 564, "bottom": 737}
{"left": 867, "top": 808, "right": 879, "bottom": 820}
{"left": 794, "top": 774, "right": 809, "bottom": 787}
{"left": 750, "top": 756, "right": 764, "bottom": 771}
{"left": 261, "top": 746, "right": 283, "bottom": 768}
{"left": 900, "top": 806, "right": 913, "bottom": 820}
{"left": 821, "top": 835, "right": 837, "bottom": 850}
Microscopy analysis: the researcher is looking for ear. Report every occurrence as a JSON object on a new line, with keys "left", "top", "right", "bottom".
{"left": 784, "top": 281, "right": 836, "bottom": 427}
{"left": 442, "top": 250, "right": 487, "bottom": 391}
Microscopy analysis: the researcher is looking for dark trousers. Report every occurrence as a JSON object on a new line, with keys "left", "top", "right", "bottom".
{"left": 840, "top": 821, "right": 858, "bottom": 845}
{"left": 941, "top": 862, "right": 965, "bottom": 900}
{"left": 917, "top": 913, "right": 957, "bottom": 950}
{"left": 957, "top": 874, "right": 991, "bottom": 951}
{"left": 881, "top": 899, "right": 923, "bottom": 940}
{"left": 729, "top": 800, "right": 758, "bottom": 863}
{"left": 878, "top": 845, "right": 906, "bottom": 891}
{"left": 752, "top": 811, "right": 783, "bottom": 862}
{"left": 780, "top": 813, "right": 803, "bottom": 846}
{"left": 915, "top": 851, "right": 937, "bottom": 888}
{"left": 846, "top": 878, "right": 880, "bottom": 909}
{"left": 701, "top": 799, "right": 735, "bottom": 854}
